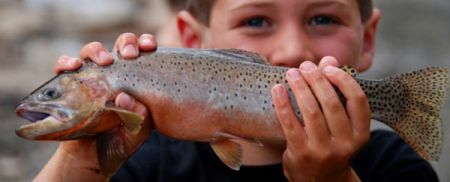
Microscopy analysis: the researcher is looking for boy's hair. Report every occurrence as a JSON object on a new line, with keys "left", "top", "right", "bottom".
{"left": 186, "top": 0, "right": 373, "bottom": 26}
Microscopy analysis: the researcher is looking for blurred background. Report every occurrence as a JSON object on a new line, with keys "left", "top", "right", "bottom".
{"left": 0, "top": 0, "right": 449, "bottom": 181}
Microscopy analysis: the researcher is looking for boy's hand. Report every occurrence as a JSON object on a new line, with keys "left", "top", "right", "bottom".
{"left": 54, "top": 33, "right": 156, "bottom": 73}
{"left": 35, "top": 33, "right": 157, "bottom": 181}
{"left": 271, "top": 57, "right": 370, "bottom": 182}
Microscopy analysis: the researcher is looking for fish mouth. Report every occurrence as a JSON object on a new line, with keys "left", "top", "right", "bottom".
{"left": 16, "top": 103, "right": 69, "bottom": 123}
{"left": 15, "top": 102, "right": 74, "bottom": 139}
{"left": 16, "top": 109, "right": 51, "bottom": 123}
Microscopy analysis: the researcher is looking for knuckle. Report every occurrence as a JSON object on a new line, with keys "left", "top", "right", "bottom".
{"left": 57, "top": 55, "right": 70, "bottom": 62}
{"left": 121, "top": 32, "right": 137, "bottom": 39}
{"left": 325, "top": 97, "right": 342, "bottom": 112}
{"left": 116, "top": 33, "right": 138, "bottom": 48}
{"left": 284, "top": 149, "right": 309, "bottom": 164}
{"left": 305, "top": 108, "right": 322, "bottom": 120}
{"left": 121, "top": 32, "right": 138, "bottom": 41}
{"left": 353, "top": 89, "right": 368, "bottom": 101}
{"left": 339, "top": 141, "right": 355, "bottom": 154}
{"left": 317, "top": 148, "right": 333, "bottom": 162}
{"left": 86, "top": 41, "right": 103, "bottom": 50}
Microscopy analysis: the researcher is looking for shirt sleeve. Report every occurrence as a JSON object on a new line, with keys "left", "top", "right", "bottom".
{"left": 351, "top": 130, "right": 439, "bottom": 182}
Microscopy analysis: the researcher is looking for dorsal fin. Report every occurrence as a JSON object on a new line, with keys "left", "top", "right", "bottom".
{"left": 208, "top": 48, "right": 269, "bottom": 65}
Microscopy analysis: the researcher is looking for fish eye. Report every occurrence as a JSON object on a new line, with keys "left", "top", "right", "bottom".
{"left": 39, "top": 88, "right": 61, "bottom": 101}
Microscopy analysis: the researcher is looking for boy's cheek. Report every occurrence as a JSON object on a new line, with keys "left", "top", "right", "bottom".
{"left": 313, "top": 34, "right": 362, "bottom": 67}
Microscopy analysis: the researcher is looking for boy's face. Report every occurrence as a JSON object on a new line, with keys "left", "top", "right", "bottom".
{"left": 191, "top": 0, "right": 379, "bottom": 71}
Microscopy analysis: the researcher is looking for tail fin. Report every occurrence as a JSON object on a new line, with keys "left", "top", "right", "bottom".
{"left": 381, "top": 67, "right": 449, "bottom": 160}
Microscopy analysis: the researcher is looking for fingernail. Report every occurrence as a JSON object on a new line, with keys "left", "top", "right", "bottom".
{"left": 122, "top": 44, "right": 137, "bottom": 56}
{"left": 65, "top": 57, "right": 78, "bottom": 66}
{"left": 117, "top": 93, "right": 132, "bottom": 109}
{"left": 273, "top": 85, "right": 284, "bottom": 96}
{"left": 322, "top": 65, "right": 338, "bottom": 74}
{"left": 98, "top": 51, "right": 111, "bottom": 63}
{"left": 300, "top": 61, "right": 316, "bottom": 71}
{"left": 286, "top": 69, "right": 300, "bottom": 80}
{"left": 140, "top": 38, "right": 152, "bottom": 46}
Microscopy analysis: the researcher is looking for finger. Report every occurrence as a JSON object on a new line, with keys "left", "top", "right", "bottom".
{"left": 285, "top": 68, "right": 331, "bottom": 144}
{"left": 322, "top": 66, "right": 370, "bottom": 135}
{"left": 54, "top": 55, "right": 82, "bottom": 74}
{"left": 113, "top": 33, "right": 139, "bottom": 59}
{"left": 271, "top": 84, "right": 307, "bottom": 147}
{"left": 80, "top": 42, "right": 113, "bottom": 66}
{"left": 115, "top": 92, "right": 148, "bottom": 118}
{"left": 299, "top": 61, "right": 352, "bottom": 140}
{"left": 317, "top": 56, "right": 340, "bottom": 69}
{"left": 138, "top": 34, "right": 157, "bottom": 51}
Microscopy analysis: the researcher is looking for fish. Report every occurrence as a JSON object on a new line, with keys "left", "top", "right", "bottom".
{"left": 15, "top": 47, "right": 449, "bottom": 177}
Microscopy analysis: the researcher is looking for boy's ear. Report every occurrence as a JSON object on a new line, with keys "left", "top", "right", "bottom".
{"left": 177, "top": 10, "right": 206, "bottom": 48}
{"left": 358, "top": 8, "right": 381, "bottom": 72}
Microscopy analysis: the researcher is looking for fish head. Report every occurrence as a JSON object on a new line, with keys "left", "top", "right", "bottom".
{"left": 15, "top": 72, "right": 111, "bottom": 140}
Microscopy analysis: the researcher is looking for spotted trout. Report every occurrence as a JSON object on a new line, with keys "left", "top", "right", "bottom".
{"left": 16, "top": 48, "right": 449, "bottom": 177}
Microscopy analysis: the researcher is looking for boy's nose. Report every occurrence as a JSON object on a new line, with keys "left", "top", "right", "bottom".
{"left": 268, "top": 26, "right": 315, "bottom": 68}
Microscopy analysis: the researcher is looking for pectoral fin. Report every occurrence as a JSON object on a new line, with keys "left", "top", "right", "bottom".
{"left": 105, "top": 107, "right": 144, "bottom": 134}
{"left": 96, "top": 107, "right": 148, "bottom": 178}
{"left": 211, "top": 139, "right": 243, "bottom": 170}
{"left": 214, "top": 131, "right": 263, "bottom": 147}
{"left": 97, "top": 128, "right": 127, "bottom": 178}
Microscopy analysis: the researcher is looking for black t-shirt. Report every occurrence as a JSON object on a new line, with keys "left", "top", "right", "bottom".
{"left": 111, "top": 130, "right": 438, "bottom": 182}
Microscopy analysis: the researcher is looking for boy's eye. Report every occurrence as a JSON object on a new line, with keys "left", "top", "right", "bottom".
{"left": 244, "top": 17, "right": 270, "bottom": 27}
{"left": 310, "top": 15, "right": 336, "bottom": 25}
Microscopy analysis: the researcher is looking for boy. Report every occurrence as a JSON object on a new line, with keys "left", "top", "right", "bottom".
{"left": 37, "top": 0, "right": 438, "bottom": 181}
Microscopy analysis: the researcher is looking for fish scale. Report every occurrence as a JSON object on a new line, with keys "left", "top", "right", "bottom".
{"left": 15, "top": 47, "right": 449, "bottom": 177}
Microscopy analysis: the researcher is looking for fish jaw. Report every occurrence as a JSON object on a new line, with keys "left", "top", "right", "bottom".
{"left": 14, "top": 102, "right": 85, "bottom": 140}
